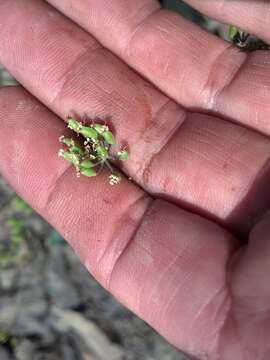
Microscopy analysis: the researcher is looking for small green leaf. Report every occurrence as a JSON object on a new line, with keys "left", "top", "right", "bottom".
{"left": 80, "top": 126, "right": 98, "bottom": 139}
{"left": 12, "top": 234, "right": 24, "bottom": 244}
{"left": 7, "top": 218, "right": 24, "bottom": 228}
{"left": 0, "top": 331, "right": 10, "bottom": 345}
{"left": 62, "top": 151, "right": 74, "bottom": 163}
{"left": 80, "top": 159, "right": 95, "bottom": 168}
{"left": 80, "top": 167, "right": 97, "bottom": 177}
{"left": 229, "top": 25, "right": 239, "bottom": 40}
{"left": 96, "top": 145, "right": 108, "bottom": 158}
{"left": 60, "top": 150, "right": 80, "bottom": 166}
{"left": 117, "top": 150, "right": 129, "bottom": 161}
{"left": 101, "top": 131, "right": 116, "bottom": 145}
{"left": 67, "top": 118, "right": 82, "bottom": 132}
{"left": 13, "top": 197, "right": 33, "bottom": 214}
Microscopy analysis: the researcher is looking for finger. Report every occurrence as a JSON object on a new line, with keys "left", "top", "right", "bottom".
{"left": 215, "top": 210, "right": 270, "bottom": 359}
{"left": 0, "top": 86, "right": 238, "bottom": 359}
{"left": 1, "top": 0, "right": 270, "bottom": 234}
{"left": 185, "top": 0, "right": 270, "bottom": 43}
{"left": 231, "top": 209, "right": 270, "bottom": 310}
{"left": 46, "top": 0, "right": 270, "bottom": 136}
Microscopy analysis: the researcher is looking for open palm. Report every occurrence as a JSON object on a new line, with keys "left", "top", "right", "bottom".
{"left": 1, "top": 1, "right": 270, "bottom": 359}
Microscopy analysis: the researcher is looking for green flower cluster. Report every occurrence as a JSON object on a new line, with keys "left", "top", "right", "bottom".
{"left": 59, "top": 117, "right": 129, "bottom": 185}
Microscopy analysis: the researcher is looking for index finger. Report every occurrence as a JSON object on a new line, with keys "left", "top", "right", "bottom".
{"left": 47, "top": 0, "right": 270, "bottom": 136}
{"left": 185, "top": 0, "right": 270, "bottom": 44}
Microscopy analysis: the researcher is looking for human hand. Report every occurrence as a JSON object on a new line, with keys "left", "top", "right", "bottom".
{"left": 1, "top": 1, "right": 270, "bottom": 359}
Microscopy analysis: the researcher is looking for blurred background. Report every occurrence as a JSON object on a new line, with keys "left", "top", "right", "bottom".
{"left": 0, "top": 2, "right": 228, "bottom": 360}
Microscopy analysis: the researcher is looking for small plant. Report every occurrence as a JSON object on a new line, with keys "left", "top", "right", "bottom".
{"left": 7, "top": 218, "right": 25, "bottom": 244}
{"left": 0, "top": 329, "right": 17, "bottom": 348}
{"left": 0, "top": 217, "right": 27, "bottom": 267}
{"left": 13, "top": 196, "right": 33, "bottom": 215}
{"left": 0, "top": 330, "right": 9, "bottom": 344}
{"left": 58, "top": 117, "right": 129, "bottom": 185}
{"left": 229, "top": 25, "right": 270, "bottom": 51}
{"left": 0, "top": 196, "right": 33, "bottom": 268}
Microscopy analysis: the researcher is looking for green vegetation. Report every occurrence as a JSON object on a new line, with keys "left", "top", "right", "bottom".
{"left": 0, "top": 197, "right": 33, "bottom": 268}
{"left": 59, "top": 117, "right": 129, "bottom": 185}
{"left": 228, "top": 25, "right": 269, "bottom": 51}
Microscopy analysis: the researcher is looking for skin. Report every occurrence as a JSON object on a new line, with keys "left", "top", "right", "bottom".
{"left": 0, "top": 0, "right": 270, "bottom": 358}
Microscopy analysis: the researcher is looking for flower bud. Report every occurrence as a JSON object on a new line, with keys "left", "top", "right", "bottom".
{"left": 101, "top": 131, "right": 116, "bottom": 145}
{"left": 80, "top": 159, "right": 94, "bottom": 168}
{"left": 67, "top": 118, "right": 82, "bottom": 132}
{"left": 80, "top": 167, "right": 97, "bottom": 177}
{"left": 117, "top": 150, "right": 129, "bottom": 161}
{"left": 80, "top": 126, "right": 98, "bottom": 139}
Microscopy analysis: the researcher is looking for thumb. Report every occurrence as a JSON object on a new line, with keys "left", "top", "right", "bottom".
{"left": 231, "top": 210, "right": 270, "bottom": 309}
{"left": 217, "top": 210, "right": 270, "bottom": 360}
